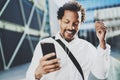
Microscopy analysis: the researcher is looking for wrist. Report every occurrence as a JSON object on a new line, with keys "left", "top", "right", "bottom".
{"left": 35, "top": 68, "right": 43, "bottom": 80}
{"left": 99, "top": 39, "right": 106, "bottom": 49}
{"left": 99, "top": 38, "right": 105, "bottom": 42}
{"left": 35, "top": 73, "right": 42, "bottom": 80}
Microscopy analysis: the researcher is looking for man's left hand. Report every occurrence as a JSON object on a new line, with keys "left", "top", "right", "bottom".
{"left": 95, "top": 21, "right": 107, "bottom": 49}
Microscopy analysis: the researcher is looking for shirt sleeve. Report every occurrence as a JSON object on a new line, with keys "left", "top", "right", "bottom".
{"left": 91, "top": 44, "right": 111, "bottom": 79}
{"left": 26, "top": 41, "right": 43, "bottom": 80}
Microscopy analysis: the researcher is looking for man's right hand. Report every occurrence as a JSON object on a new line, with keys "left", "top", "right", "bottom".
{"left": 35, "top": 53, "right": 61, "bottom": 79}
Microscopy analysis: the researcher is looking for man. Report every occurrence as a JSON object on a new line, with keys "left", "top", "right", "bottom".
{"left": 26, "top": 1, "right": 110, "bottom": 80}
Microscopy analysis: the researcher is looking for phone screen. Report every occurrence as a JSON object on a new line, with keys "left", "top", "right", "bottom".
{"left": 40, "top": 42, "right": 56, "bottom": 60}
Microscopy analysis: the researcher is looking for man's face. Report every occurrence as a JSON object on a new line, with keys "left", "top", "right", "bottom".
{"left": 59, "top": 10, "right": 81, "bottom": 42}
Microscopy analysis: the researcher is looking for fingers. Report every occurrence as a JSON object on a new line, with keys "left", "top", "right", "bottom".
{"left": 95, "top": 21, "right": 107, "bottom": 33}
{"left": 41, "top": 53, "right": 56, "bottom": 61}
{"left": 46, "top": 67, "right": 61, "bottom": 73}
{"left": 95, "top": 21, "right": 104, "bottom": 27}
{"left": 35, "top": 60, "right": 61, "bottom": 78}
{"left": 95, "top": 21, "right": 104, "bottom": 29}
{"left": 41, "top": 58, "right": 60, "bottom": 67}
{"left": 39, "top": 53, "right": 61, "bottom": 74}
{"left": 97, "top": 26, "right": 106, "bottom": 33}
{"left": 43, "top": 62, "right": 60, "bottom": 69}
{"left": 95, "top": 21, "right": 107, "bottom": 42}
{"left": 40, "top": 59, "right": 61, "bottom": 74}
{"left": 43, "top": 63, "right": 61, "bottom": 73}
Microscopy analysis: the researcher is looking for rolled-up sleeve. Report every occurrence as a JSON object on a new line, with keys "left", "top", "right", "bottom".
{"left": 91, "top": 44, "right": 111, "bottom": 79}
{"left": 97, "top": 44, "right": 111, "bottom": 78}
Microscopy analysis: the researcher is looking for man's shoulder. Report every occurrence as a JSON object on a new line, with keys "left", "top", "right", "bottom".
{"left": 77, "top": 38, "right": 95, "bottom": 47}
{"left": 77, "top": 38, "right": 89, "bottom": 44}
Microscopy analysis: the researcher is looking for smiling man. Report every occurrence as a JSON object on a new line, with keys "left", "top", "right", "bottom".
{"left": 59, "top": 10, "right": 79, "bottom": 42}
{"left": 26, "top": 1, "right": 110, "bottom": 80}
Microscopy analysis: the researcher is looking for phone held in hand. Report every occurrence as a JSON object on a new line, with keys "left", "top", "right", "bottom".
{"left": 40, "top": 42, "right": 56, "bottom": 60}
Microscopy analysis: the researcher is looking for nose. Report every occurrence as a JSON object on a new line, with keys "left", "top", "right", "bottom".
{"left": 68, "top": 24, "right": 75, "bottom": 30}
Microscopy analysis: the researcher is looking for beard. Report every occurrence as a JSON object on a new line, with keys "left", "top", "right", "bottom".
{"left": 61, "top": 29, "right": 77, "bottom": 42}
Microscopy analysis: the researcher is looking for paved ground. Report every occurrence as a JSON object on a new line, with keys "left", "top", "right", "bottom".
{"left": 0, "top": 51, "right": 120, "bottom": 80}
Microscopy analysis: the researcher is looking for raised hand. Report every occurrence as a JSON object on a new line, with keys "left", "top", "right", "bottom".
{"left": 95, "top": 21, "right": 107, "bottom": 49}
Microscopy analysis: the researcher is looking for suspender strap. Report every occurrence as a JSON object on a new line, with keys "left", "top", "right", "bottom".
{"left": 52, "top": 36, "right": 84, "bottom": 80}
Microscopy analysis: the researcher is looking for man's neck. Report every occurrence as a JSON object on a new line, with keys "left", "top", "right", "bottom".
{"left": 59, "top": 33, "right": 74, "bottom": 42}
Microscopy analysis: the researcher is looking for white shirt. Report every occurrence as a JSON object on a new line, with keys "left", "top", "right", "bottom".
{"left": 26, "top": 33, "right": 110, "bottom": 80}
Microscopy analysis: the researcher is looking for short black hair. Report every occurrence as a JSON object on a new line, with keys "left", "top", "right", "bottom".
{"left": 57, "top": 1, "right": 85, "bottom": 22}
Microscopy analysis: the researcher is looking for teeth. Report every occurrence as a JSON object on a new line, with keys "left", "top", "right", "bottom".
{"left": 66, "top": 31, "right": 72, "bottom": 34}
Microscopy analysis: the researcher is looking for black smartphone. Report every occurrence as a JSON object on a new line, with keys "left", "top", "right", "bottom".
{"left": 40, "top": 42, "right": 56, "bottom": 60}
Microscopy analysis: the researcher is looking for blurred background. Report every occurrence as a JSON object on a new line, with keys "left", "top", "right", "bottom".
{"left": 0, "top": 0, "right": 120, "bottom": 80}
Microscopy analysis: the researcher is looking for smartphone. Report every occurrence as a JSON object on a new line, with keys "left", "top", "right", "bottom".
{"left": 40, "top": 42, "right": 56, "bottom": 60}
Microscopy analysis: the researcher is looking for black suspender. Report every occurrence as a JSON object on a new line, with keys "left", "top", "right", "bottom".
{"left": 52, "top": 36, "right": 84, "bottom": 80}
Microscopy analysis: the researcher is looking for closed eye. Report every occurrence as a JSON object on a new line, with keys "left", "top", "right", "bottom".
{"left": 73, "top": 22, "right": 79, "bottom": 27}
{"left": 63, "top": 21, "right": 69, "bottom": 24}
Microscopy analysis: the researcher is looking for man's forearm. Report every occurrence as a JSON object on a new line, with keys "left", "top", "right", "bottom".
{"left": 99, "top": 40, "right": 106, "bottom": 50}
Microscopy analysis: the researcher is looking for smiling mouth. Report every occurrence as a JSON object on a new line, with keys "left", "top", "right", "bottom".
{"left": 66, "top": 30, "right": 72, "bottom": 34}
{"left": 65, "top": 30, "right": 76, "bottom": 35}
